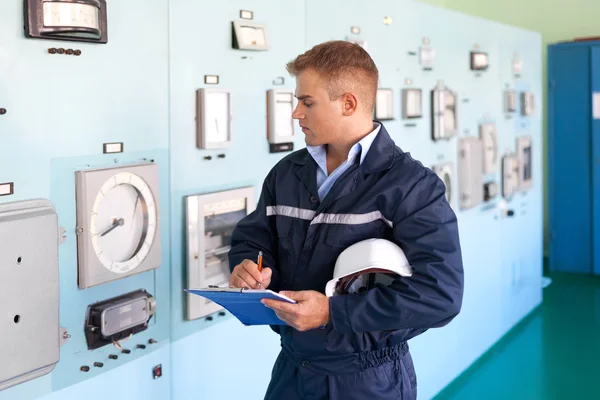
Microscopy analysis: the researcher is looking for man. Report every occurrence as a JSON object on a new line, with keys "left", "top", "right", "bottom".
{"left": 228, "top": 40, "right": 464, "bottom": 400}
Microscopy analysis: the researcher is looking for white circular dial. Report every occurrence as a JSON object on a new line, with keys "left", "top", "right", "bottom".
{"left": 90, "top": 172, "right": 157, "bottom": 274}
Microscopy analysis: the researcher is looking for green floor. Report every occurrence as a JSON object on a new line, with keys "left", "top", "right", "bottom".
{"left": 433, "top": 271, "right": 600, "bottom": 400}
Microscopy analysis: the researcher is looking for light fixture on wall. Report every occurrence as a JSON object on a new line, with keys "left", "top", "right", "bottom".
{"left": 383, "top": 16, "right": 392, "bottom": 25}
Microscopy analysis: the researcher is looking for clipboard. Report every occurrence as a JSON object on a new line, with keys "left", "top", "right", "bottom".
{"left": 184, "top": 287, "right": 296, "bottom": 326}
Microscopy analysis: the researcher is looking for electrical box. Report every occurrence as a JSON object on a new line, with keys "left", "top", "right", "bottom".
{"left": 185, "top": 187, "right": 255, "bottom": 320}
{"left": 517, "top": 136, "right": 533, "bottom": 190}
{"left": 267, "top": 89, "right": 296, "bottom": 153}
{"left": 196, "top": 88, "right": 233, "bottom": 149}
{"left": 458, "top": 137, "right": 484, "bottom": 210}
{"left": 431, "top": 81, "right": 457, "bottom": 141}
{"left": 0, "top": 199, "right": 59, "bottom": 391}
{"left": 402, "top": 88, "right": 422, "bottom": 119}
{"left": 502, "top": 153, "right": 520, "bottom": 199}
{"left": 521, "top": 92, "right": 535, "bottom": 116}
{"left": 232, "top": 20, "right": 270, "bottom": 51}
{"left": 432, "top": 162, "right": 455, "bottom": 206}
{"left": 374, "top": 88, "right": 393, "bottom": 120}
{"left": 479, "top": 123, "right": 498, "bottom": 174}
{"left": 84, "top": 289, "right": 156, "bottom": 350}
{"left": 504, "top": 90, "right": 517, "bottom": 113}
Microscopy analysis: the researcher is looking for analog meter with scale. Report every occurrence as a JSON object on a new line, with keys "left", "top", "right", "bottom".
{"left": 75, "top": 161, "right": 161, "bottom": 289}
{"left": 24, "top": 0, "right": 108, "bottom": 43}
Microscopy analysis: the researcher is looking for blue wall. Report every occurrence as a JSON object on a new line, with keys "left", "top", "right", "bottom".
{"left": 0, "top": 0, "right": 542, "bottom": 399}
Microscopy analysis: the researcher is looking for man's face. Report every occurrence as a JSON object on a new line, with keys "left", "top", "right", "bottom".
{"left": 292, "top": 69, "right": 344, "bottom": 147}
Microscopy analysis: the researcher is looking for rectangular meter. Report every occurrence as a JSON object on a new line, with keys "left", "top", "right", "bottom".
{"left": 521, "top": 92, "right": 535, "bottom": 116}
{"left": 479, "top": 123, "right": 498, "bottom": 174}
{"left": 374, "top": 88, "right": 394, "bottom": 120}
{"left": 502, "top": 154, "right": 520, "bottom": 199}
{"left": 458, "top": 137, "right": 484, "bottom": 210}
{"left": 196, "top": 88, "right": 232, "bottom": 149}
{"left": 431, "top": 80, "right": 457, "bottom": 141}
{"left": 185, "top": 187, "right": 255, "bottom": 320}
{"left": 232, "top": 20, "right": 269, "bottom": 51}
{"left": 267, "top": 89, "right": 296, "bottom": 152}
{"left": 504, "top": 90, "right": 516, "bottom": 113}
{"left": 402, "top": 88, "right": 422, "bottom": 119}
{"left": 517, "top": 136, "right": 533, "bottom": 190}
{"left": 84, "top": 290, "right": 156, "bottom": 350}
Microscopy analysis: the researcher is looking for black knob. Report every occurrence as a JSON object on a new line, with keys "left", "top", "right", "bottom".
{"left": 137, "top": 344, "right": 146, "bottom": 349}
{"left": 122, "top": 349, "right": 131, "bottom": 354}
{"left": 80, "top": 366, "right": 90, "bottom": 372}
{"left": 507, "top": 210, "right": 515, "bottom": 217}
{"left": 94, "top": 362, "right": 104, "bottom": 368}
{"left": 206, "top": 316, "right": 213, "bottom": 321}
{"left": 109, "top": 354, "right": 118, "bottom": 360}
{"left": 0, "top": 108, "right": 6, "bottom": 115}
{"left": 310, "top": 195, "right": 318, "bottom": 204}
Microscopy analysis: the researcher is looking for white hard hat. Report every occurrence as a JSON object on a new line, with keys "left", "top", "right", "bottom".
{"left": 324, "top": 238, "right": 413, "bottom": 297}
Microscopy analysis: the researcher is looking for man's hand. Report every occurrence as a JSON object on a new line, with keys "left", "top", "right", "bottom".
{"left": 262, "top": 290, "right": 330, "bottom": 331}
{"left": 230, "top": 259, "right": 272, "bottom": 289}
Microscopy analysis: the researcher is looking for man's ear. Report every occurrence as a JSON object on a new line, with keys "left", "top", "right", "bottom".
{"left": 341, "top": 92, "right": 359, "bottom": 116}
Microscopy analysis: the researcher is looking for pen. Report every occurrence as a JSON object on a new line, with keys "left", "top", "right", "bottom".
{"left": 257, "top": 251, "right": 263, "bottom": 272}
{"left": 256, "top": 251, "right": 263, "bottom": 289}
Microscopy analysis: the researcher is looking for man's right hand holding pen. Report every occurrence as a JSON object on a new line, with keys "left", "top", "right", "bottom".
{"left": 229, "top": 251, "right": 272, "bottom": 289}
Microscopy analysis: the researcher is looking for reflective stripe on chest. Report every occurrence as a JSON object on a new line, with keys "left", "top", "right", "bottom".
{"left": 266, "top": 205, "right": 393, "bottom": 228}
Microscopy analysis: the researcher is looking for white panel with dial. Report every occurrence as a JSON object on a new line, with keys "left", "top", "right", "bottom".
{"left": 75, "top": 162, "right": 161, "bottom": 289}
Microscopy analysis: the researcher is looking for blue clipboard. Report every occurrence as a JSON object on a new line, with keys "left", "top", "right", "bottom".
{"left": 184, "top": 287, "right": 296, "bottom": 326}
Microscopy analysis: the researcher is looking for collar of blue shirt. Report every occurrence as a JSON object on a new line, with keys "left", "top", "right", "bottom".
{"left": 306, "top": 122, "right": 382, "bottom": 178}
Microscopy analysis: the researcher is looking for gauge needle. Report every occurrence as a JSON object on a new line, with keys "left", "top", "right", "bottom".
{"left": 100, "top": 218, "right": 124, "bottom": 237}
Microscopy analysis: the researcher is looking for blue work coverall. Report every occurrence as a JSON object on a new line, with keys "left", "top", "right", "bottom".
{"left": 228, "top": 123, "right": 464, "bottom": 400}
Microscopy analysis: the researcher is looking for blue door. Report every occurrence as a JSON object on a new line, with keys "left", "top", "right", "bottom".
{"left": 591, "top": 46, "right": 600, "bottom": 275}
{"left": 548, "top": 44, "right": 593, "bottom": 273}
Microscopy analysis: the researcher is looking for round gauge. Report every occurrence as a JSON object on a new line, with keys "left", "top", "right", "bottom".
{"left": 89, "top": 172, "right": 157, "bottom": 274}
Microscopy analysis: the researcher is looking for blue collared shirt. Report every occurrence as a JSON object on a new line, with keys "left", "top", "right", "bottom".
{"left": 307, "top": 122, "right": 381, "bottom": 200}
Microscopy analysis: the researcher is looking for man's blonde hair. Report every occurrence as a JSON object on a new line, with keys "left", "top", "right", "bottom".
{"left": 286, "top": 41, "right": 379, "bottom": 113}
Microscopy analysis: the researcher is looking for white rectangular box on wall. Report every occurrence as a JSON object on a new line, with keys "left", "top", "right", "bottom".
{"left": 185, "top": 187, "right": 255, "bottom": 320}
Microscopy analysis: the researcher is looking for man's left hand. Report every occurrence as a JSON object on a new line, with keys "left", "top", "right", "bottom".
{"left": 262, "top": 290, "right": 330, "bottom": 331}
